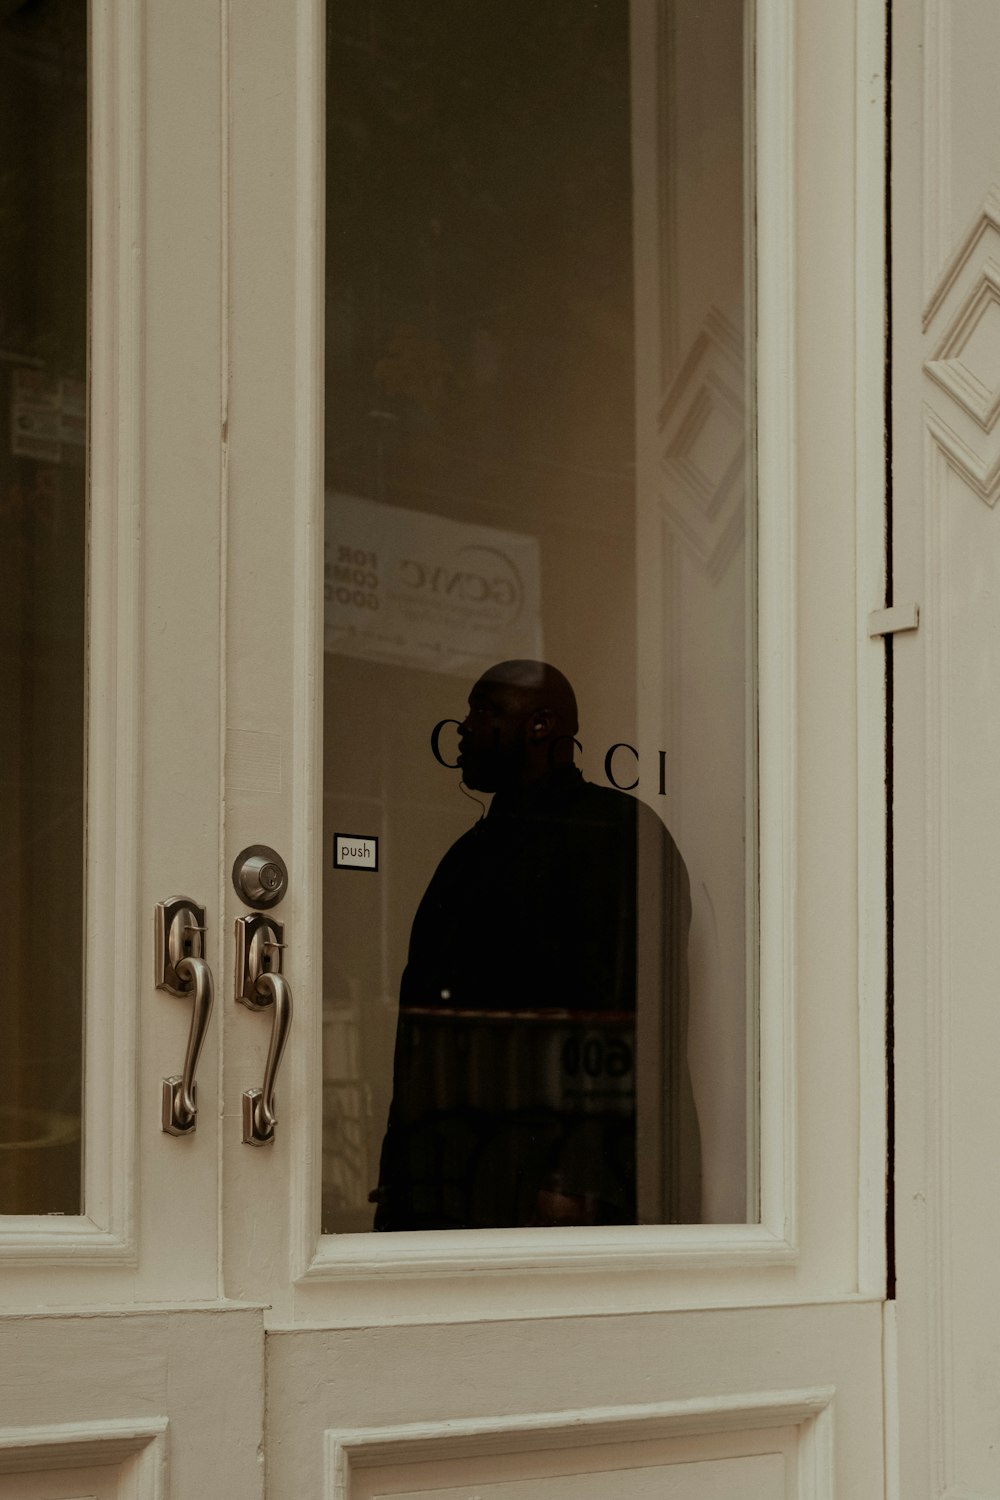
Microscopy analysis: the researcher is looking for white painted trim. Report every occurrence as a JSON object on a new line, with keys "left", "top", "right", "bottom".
{"left": 855, "top": 0, "right": 890, "bottom": 1299}
{"left": 0, "top": 1299, "right": 265, "bottom": 1317}
{"left": 752, "top": 0, "right": 797, "bottom": 1249}
{"left": 325, "top": 1388, "right": 836, "bottom": 1500}
{"left": 289, "top": 0, "right": 327, "bottom": 1285}
{"left": 883, "top": 1301, "right": 901, "bottom": 1500}
{"left": 216, "top": 0, "right": 232, "bottom": 1279}
{"left": 796, "top": 1395, "right": 836, "bottom": 1500}
{"left": 0, "top": 1216, "right": 134, "bottom": 1265}
{"left": 299, "top": 1221, "right": 795, "bottom": 1283}
{"left": 85, "top": 0, "right": 144, "bottom": 1257}
{"left": 744, "top": 0, "right": 763, "bottom": 1233}
{"left": 277, "top": 1290, "right": 884, "bottom": 1332}
{"left": 0, "top": 1417, "right": 167, "bottom": 1487}
{"left": 919, "top": 429, "right": 956, "bottom": 1500}
{"left": 0, "top": 0, "right": 143, "bottom": 1266}
{"left": 923, "top": 403, "right": 1000, "bottom": 507}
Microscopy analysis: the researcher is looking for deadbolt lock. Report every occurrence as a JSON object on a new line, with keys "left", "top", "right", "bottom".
{"left": 232, "top": 844, "right": 288, "bottom": 908}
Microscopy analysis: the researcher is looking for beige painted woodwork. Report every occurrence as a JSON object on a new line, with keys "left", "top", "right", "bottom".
{"left": 891, "top": 1, "right": 1000, "bottom": 1497}
{"left": 0, "top": 0, "right": 262, "bottom": 1489}
{"left": 0, "top": 1310, "right": 263, "bottom": 1497}
{"left": 0, "top": 0, "right": 892, "bottom": 1495}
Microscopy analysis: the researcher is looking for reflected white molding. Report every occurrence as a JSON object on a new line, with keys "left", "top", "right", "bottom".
{"left": 754, "top": 0, "right": 798, "bottom": 1256}
{"left": 0, "top": 0, "right": 143, "bottom": 1267}
{"left": 656, "top": 0, "right": 680, "bottom": 385}
{"left": 325, "top": 1388, "right": 835, "bottom": 1500}
{"left": 0, "top": 1417, "right": 167, "bottom": 1490}
{"left": 657, "top": 307, "right": 746, "bottom": 582}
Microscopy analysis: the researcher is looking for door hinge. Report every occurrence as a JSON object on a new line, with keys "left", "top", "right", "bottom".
{"left": 868, "top": 604, "right": 920, "bottom": 638}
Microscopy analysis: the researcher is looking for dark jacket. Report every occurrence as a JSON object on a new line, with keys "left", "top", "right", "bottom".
{"left": 374, "top": 765, "right": 701, "bottom": 1229}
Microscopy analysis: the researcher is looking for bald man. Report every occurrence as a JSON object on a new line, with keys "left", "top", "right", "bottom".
{"left": 372, "top": 661, "right": 700, "bottom": 1231}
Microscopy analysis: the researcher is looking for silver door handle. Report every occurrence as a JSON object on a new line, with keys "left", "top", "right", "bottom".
{"left": 235, "top": 913, "right": 293, "bottom": 1145}
{"left": 242, "top": 971, "right": 292, "bottom": 1145}
{"left": 155, "top": 898, "right": 215, "bottom": 1135}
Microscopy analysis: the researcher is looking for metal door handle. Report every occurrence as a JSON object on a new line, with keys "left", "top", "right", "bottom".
{"left": 242, "top": 971, "right": 292, "bottom": 1145}
{"left": 155, "top": 898, "right": 215, "bottom": 1135}
{"left": 235, "top": 913, "right": 293, "bottom": 1145}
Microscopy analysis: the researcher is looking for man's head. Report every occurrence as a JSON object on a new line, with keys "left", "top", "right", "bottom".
{"left": 457, "top": 660, "right": 579, "bottom": 793}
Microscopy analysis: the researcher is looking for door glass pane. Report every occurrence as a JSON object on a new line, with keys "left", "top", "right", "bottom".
{"left": 323, "top": 0, "right": 753, "bottom": 1231}
{"left": 0, "top": 0, "right": 87, "bottom": 1213}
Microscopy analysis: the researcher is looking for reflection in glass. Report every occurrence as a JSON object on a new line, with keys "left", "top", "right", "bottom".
{"left": 372, "top": 660, "right": 699, "bottom": 1229}
{"left": 323, "top": 0, "right": 751, "bottom": 1230}
{"left": 0, "top": 0, "right": 87, "bottom": 1213}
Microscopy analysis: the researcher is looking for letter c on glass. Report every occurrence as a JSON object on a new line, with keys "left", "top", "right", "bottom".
{"left": 431, "top": 719, "right": 462, "bottom": 769}
{"left": 604, "top": 741, "right": 639, "bottom": 791}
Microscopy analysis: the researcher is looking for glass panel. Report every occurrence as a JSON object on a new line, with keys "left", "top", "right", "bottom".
{"left": 323, "top": 0, "right": 752, "bottom": 1231}
{"left": 0, "top": 0, "right": 87, "bottom": 1213}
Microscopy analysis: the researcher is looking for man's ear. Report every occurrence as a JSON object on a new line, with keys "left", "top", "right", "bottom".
{"left": 526, "top": 707, "right": 556, "bottom": 741}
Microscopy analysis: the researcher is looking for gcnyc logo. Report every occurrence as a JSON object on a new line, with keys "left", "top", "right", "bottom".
{"left": 327, "top": 543, "right": 527, "bottom": 621}
{"left": 398, "top": 543, "right": 526, "bottom": 623}
{"left": 430, "top": 721, "right": 668, "bottom": 795}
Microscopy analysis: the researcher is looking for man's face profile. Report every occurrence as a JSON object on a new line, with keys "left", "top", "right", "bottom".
{"left": 457, "top": 678, "right": 529, "bottom": 792}
{"left": 456, "top": 661, "right": 579, "bottom": 793}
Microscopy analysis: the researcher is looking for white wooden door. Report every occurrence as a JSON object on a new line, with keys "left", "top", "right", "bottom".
{"left": 0, "top": 0, "right": 890, "bottom": 1497}
{"left": 0, "top": 0, "right": 262, "bottom": 1493}
{"left": 219, "top": 0, "right": 890, "bottom": 1496}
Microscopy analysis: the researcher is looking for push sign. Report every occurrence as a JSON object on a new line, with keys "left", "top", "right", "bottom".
{"left": 333, "top": 834, "right": 379, "bottom": 872}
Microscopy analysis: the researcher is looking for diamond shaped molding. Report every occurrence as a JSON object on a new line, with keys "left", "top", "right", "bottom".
{"left": 926, "top": 260, "right": 1000, "bottom": 431}
{"left": 658, "top": 307, "right": 745, "bottom": 580}
{"left": 924, "top": 188, "right": 1000, "bottom": 506}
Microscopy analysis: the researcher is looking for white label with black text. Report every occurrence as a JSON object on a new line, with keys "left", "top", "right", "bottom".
{"left": 334, "top": 834, "right": 378, "bottom": 871}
